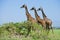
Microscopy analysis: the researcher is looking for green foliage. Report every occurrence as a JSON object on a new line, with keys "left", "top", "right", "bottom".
{"left": 0, "top": 21, "right": 60, "bottom": 40}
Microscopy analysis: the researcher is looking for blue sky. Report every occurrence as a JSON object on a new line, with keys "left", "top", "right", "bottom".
{"left": 0, "top": 0, "right": 60, "bottom": 27}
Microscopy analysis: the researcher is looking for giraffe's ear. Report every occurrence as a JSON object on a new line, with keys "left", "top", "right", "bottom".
{"left": 20, "top": 5, "right": 24, "bottom": 8}
{"left": 37, "top": 8, "right": 41, "bottom": 11}
{"left": 30, "top": 7, "right": 34, "bottom": 10}
{"left": 20, "top": 4, "right": 25, "bottom": 8}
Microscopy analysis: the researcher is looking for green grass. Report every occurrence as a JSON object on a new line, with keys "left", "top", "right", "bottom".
{"left": 48, "top": 29, "right": 60, "bottom": 40}
{"left": 0, "top": 21, "right": 60, "bottom": 40}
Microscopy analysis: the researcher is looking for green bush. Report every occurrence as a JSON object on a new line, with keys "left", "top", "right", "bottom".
{"left": 0, "top": 21, "right": 60, "bottom": 40}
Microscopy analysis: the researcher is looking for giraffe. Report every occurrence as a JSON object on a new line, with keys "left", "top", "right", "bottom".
{"left": 37, "top": 7, "right": 53, "bottom": 33}
{"left": 20, "top": 4, "right": 36, "bottom": 37}
{"left": 30, "top": 7, "right": 46, "bottom": 30}
{"left": 21, "top": 4, "right": 36, "bottom": 23}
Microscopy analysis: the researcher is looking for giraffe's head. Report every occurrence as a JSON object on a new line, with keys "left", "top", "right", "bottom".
{"left": 37, "top": 7, "right": 43, "bottom": 11}
{"left": 30, "top": 7, "right": 36, "bottom": 10}
{"left": 20, "top": 4, "right": 27, "bottom": 8}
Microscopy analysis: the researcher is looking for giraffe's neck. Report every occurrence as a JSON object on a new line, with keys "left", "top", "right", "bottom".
{"left": 25, "top": 7, "right": 29, "bottom": 13}
{"left": 41, "top": 9, "right": 47, "bottom": 18}
{"left": 25, "top": 7, "right": 31, "bottom": 20}
{"left": 34, "top": 9, "right": 40, "bottom": 18}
